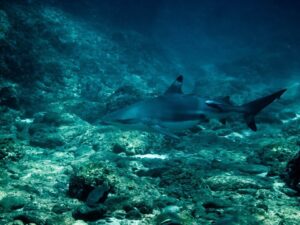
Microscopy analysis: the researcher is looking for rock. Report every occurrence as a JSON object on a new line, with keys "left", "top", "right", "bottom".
{"left": 86, "top": 182, "right": 110, "bottom": 207}
{"left": 112, "top": 143, "right": 126, "bottom": 154}
{"left": 44, "top": 214, "right": 74, "bottom": 225}
{"left": 68, "top": 176, "right": 94, "bottom": 201}
{"left": 0, "top": 138, "right": 24, "bottom": 161}
{"left": 29, "top": 131, "right": 64, "bottom": 149}
{"left": 69, "top": 163, "right": 124, "bottom": 218}
{"left": 206, "top": 174, "right": 263, "bottom": 191}
{"left": 28, "top": 119, "right": 65, "bottom": 149}
{"left": 202, "top": 199, "right": 231, "bottom": 210}
{"left": 0, "top": 196, "right": 27, "bottom": 212}
{"left": 27, "top": 112, "right": 78, "bottom": 148}
{"left": 281, "top": 150, "right": 300, "bottom": 193}
{"left": 237, "top": 164, "right": 269, "bottom": 175}
{"left": 0, "top": 86, "right": 19, "bottom": 110}
{"left": 72, "top": 205, "right": 107, "bottom": 221}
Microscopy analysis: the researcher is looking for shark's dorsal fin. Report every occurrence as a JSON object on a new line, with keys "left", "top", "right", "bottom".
{"left": 164, "top": 75, "right": 183, "bottom": 95}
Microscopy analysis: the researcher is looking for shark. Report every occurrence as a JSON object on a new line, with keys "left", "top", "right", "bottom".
{"left": 102, "top": 75, "right": 286, "bottom": 139}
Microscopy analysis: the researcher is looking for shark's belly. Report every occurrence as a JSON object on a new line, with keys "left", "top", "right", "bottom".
{"left": 160, "top": 120, "right": 199, "bottom": 131}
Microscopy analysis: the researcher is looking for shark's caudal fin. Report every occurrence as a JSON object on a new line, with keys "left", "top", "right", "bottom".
{"left": 164, "top": 75, "right": 183, "bottom": 95}
{"left": 242, "top": 89, "right": 287, "bottom": 131}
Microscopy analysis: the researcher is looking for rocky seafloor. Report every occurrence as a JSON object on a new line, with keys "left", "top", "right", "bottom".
{"left": 0, "top": 1, "right": 300, "bottom": 225}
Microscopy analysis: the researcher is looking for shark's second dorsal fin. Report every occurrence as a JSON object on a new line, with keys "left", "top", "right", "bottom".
{"left": 164, "top": 75, "right": 183, "bottom": 95}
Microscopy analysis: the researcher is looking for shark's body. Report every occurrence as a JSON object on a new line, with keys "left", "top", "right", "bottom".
{"left": 103, "top": 76, "right": 286, "bottom": 138}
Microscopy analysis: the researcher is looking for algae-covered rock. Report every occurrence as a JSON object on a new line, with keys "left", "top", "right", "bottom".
{"left": 283, "top": 118, "right": 300, "bottom": 136}
{"left": 68, "top": 162, "right": 117, "bottom": 201}
{"left": 69, "top": 161, "right": 161, "bottom": 221}
{"left": 29, "top": 131, "right": 64, "bottom": 149}
{"left": 0, "top": 196, "right": 27, "bottom": 212}
{"left": 206, "top": 174, "right": 264, "bottom": 191}
{"left": 28, "top": 112, "right": 77, "bottom": 148}
{"left": 250, "top": 138, "right": 299, "bottom": 176}
{"left": 0, "top": 138, "right": 24, "bottom": 162}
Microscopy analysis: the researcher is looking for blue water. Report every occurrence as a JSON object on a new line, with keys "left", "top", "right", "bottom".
{"left": 0, "top": 1, "right": 299, "bottom": 224}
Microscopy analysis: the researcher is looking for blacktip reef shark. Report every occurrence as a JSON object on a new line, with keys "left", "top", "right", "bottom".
{"left": 102, "top": 75, "right": 286, "bottom": 139}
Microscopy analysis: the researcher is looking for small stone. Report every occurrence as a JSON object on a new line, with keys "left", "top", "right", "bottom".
{"left": 162, "top": 205, "right": 180, "bottom": 214}
{"left": 125, "top": 208, "right": 142, "bottom": 220}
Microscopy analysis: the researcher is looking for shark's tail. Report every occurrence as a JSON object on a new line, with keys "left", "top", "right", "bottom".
{"left": 241, "top": 89, "right": 287, "bottom": 131}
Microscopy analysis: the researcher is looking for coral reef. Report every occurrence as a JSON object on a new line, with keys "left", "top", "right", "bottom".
{"left": 0, "top": 1, "right": 299, "bottom": 225}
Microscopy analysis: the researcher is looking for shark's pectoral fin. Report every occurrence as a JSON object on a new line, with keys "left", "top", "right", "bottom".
{"left": 150, "top": 124, "right": 180, "bottom": 140}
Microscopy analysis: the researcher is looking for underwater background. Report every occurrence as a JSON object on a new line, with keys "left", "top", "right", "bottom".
{"left": 0, "top": 0, "right": 300, "bottom": 224}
